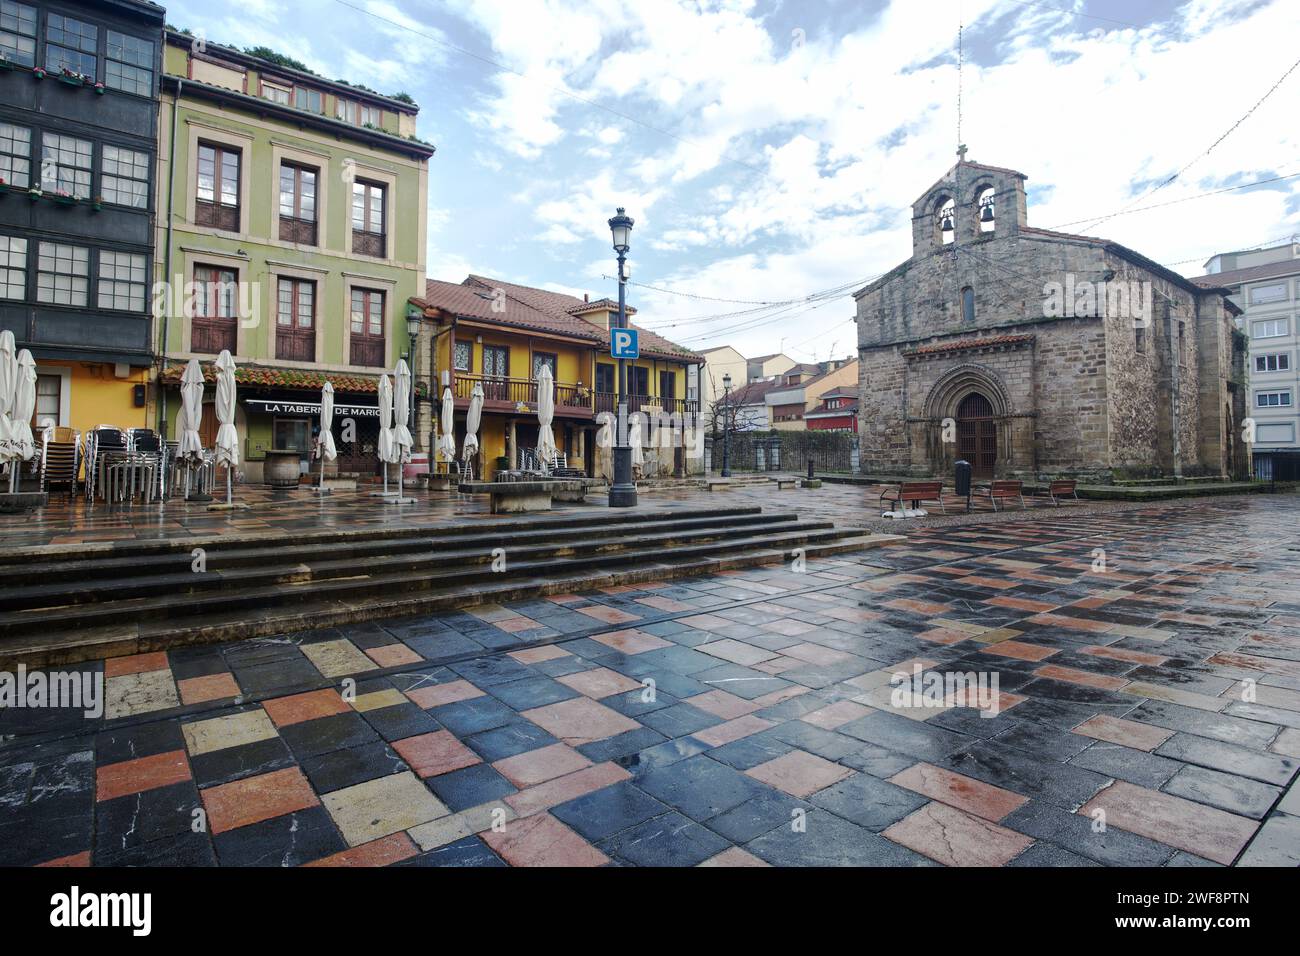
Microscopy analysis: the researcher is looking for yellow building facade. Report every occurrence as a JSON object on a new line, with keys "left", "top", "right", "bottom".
{"left": 419, "top": 276, "right": 701, "bottom": 480}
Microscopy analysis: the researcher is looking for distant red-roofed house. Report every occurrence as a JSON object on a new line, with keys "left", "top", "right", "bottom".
{"left": 804, "top": 387, "right": 859, "bottom": 432}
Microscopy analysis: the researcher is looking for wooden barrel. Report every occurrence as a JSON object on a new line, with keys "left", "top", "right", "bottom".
{"left": 264, "top": 449, "right": 300, "bottom": 490}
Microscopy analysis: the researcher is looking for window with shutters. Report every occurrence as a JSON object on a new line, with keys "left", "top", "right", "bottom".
{"left": 195, "top": 143, "right": 240, "bottom": 231}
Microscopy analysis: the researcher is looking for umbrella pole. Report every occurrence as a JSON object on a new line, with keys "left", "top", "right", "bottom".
{"left": 226, "top": 469, "right": 232, "bottom": 507}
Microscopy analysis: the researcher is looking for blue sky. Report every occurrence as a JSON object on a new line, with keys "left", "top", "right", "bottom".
{"left": 161, "top": 0, "right": 1299, "bottom": 361}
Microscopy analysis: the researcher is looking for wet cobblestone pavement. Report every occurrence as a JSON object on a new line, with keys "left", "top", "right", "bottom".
{"left": 2, "top": 493, "right": 1298, "bottom": 867}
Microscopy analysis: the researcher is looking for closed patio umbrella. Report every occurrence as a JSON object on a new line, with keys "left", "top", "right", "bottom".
{"left": 0, "top": 330, "right": 15, "bottom": 478}
{"left": 179, "top": 358, "right": 205, "bottom": 499}
{"left": 392, "top": 359, "right": 414, "bottom": 503}
{"left": 7, "top": 349, "right": 35, "bottom": 492}
{"left": 315, "top": 381, "right": 337, "bottom": 495}
{"left": 375, "top": 373, "right": 395, "bottom": 496}
{"left": 462, "top": 383, "right": 483, "bottom": 477}
{"left": 536, "top": 364, "right": 557, "bottom": 472}
{"left": 214, "top": 350, "right": 239, "bottom": 506}
{"left": 438, "top": 386, "right": 456, "bottom": 468}
{"left": 629, "top": 411, "right": 644, "bottom": 475}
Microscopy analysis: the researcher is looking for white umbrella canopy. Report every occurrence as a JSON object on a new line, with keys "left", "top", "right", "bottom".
{"left": 377, "top": 374, "right": 395, "bottom": 464}
{"left": 178, "top": 358, "right": 205, "bottom": 462}
{"left": 0, "top": 330, "right": 15, "bottom": 466}
{"left": 213, "top": 350, "right": 239, "bottom": 469}
{"left": 536, "top": 364, "right": 557, "bottom": 467}
{"left": 393, "top": 359, "right": 413, "bottom": 463}
{"left": 438, "top": 386, "right": 456, "bottom": 463}
{"left": 317, "top": 382, "right": 337, "bottom": 461}
{"left": 9, "top": 349, "right": 36, "bottom": 463}
{"left": 462, "top": 383, "right": 483, "bottom": 461}
{"left": 629, "top": 411, "right": 644, "bottom": 469}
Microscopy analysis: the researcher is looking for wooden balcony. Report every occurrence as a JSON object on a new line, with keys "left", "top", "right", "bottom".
{"left": 453, "top": 374, "right": 593, "bottom": 418}
{"left": 594, "top": 392, "right": 700, "bottom": 418}
{"left": 449, "top": 375, "right": 700, "bottom": 420}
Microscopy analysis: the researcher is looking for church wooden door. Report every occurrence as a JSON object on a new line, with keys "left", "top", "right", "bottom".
{"left": 956, "top": 393, "right": 997, "bottom": 477}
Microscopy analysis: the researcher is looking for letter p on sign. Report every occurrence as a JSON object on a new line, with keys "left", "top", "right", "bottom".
{"left": 611, "top": 328, "right": 639, "bottom": 359}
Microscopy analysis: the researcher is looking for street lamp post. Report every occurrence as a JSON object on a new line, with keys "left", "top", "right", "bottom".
{"left": 721, "top": 372, "right": 732, "bottom": 478}
{"left": 607, "top": 207, "right": 637, "bottom": 508}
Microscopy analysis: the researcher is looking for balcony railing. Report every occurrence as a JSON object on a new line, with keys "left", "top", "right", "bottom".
{"left": 453, "top": 374, "right": 591, "bottom": 413}
{"left": 594, "top": 392, "right": 699, "bottom": 418}
{"left": 449, "top": 375, "right": 699, "bottom": 419}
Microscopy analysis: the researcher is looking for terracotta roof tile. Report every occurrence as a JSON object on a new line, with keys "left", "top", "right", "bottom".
{"left": 904, "top": 334, "right": 1034, "bottom": 357}
{"left": 423, "top": 275, "right": 699, "bottom": 362}
{"left": 158, "top": 364, "right": 416, "bottom": 395}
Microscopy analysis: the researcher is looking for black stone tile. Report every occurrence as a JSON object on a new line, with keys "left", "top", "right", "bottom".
{"left": 746, "top": 808, "right": 935, "bottom": 866}
{"left": 465, "top": 720, "right": 559, "bottom": 762}
{"left": 93, "top": 781, "right": 200, "bottom": 859}
{"left": 991, "top": 720, "right": 1093, "bottom": 761}
{"left": 1161, "top": 764, "right": 1282, "bottom": 819}
{"left": 597, "top": 811, "right": 730, "bottom": 866}
{"left": 636, "top": 754, "right": 769, "bottom": 820}
{"left": 1007, "top": 842, "right": 1102, "bottom": 867}
{"left": 424, "top": 763, "right": 517, "bottom": 812}
{"left": 836, "top": 710, "right": 972, "bottom": 762}
{"left": 809, "top": 772, "right": 928, "bottom": 831}
{"left": 361, "top": 703, "right": 441, "bottom": 743}
{"left": 213, "top": 804, "right": 345, "bottom": 867}
{"left": 617, "top": 737, "right": 709, "bottom": 777}
{"left": 705, "top": 789, "right": 810, "bottom": 843}
{"left": 279, "top": 712, "right": 379, "bottom": 760}
{"left": 189, "top": 736, "right": 295, "bottom": 789}
{"left": 427, "top": 696, "right": 518, "bottom": 736}
{"left": 299, "top": 740, "right": 405, "bottom": 793}
{"left": 1000, "top": 799, "right": 1177, "bottom": 867}
{"left": 551, "top": 781, "right": 670, "bottom": 843}
{"left": 95, "top": 720, "right": 186, "bottom": 764}
{"left": 576, "top": 727, "right": 667, "bottom": 763}
{"left": 1127, "top": 699, "right": 1279, "bottom": 749}
{"left": 396, "top": 835, "right": 506, "bottom": 867}
{"left": 486, "top": 675, "right": 578, "bottom": 710}
{"left": 1155, "top": 733, "right": 1295, "bottom": 786}
{"left": 638, "top": 703, "right": 722, "bottom": 739}
{"left": 1068, "top": 741, "right": 1182, "bottom": 789}
{"left": 941, "top": 739, "right": 1111, "bottom": 809}
{"left": 95, "top": 829, "right": 217, "bottom": 866}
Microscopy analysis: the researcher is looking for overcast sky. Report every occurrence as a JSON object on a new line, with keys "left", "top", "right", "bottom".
{"left": 163, "top": 0, "right": 1300, "bottom": 362}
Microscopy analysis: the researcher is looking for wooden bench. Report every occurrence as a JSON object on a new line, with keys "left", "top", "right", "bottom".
{"left": 880, "top": 480, "right": 946, "bottom": 514}
{"left": 982, "top": 479, "right": 1025, "bottom": 511}
{"left": 1046, "top": 479, "right": 1079, "bottom": 506}
{"left": 458, "top": 479, "right": 595, "bottom": 513}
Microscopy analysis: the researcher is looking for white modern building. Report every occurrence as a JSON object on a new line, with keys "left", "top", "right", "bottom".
{"left": 1194, "top": 240, "right": 1300, "bottom": 451}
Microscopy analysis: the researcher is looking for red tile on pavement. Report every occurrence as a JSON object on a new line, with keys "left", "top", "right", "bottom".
{"left": 393, "top": 730, "right": 482, "bottom": 778}
{"left": 480, "top": 812, "right": 608, "bottom": 866}
{"left": 1072, "top": 714, "right": 1174, "bottom": 752}
{"left": 883, "top": 802, "right": 1033, "bottom": 866}
{"left": 201, "top": 767, "right": 319, "bottom": 835}
{"left": 889, "top": 762, "right": 1027, "bottom": 822}
{"left": 493, "top": 743, "right": 591, "bottom": 788}
{"left": 96, "top": 749, "right": 191, "bottom": 802}
{"left": 1079, "top": 781, "right": 1256, "bottom": 865}
{"left": 1034, "top": 663, "right": 1129, "bottom": 690}
{"left": 304, "top": 833, "right": 419, "bottom": 867}
{"left": 104, "top": 652, "right": 169, "bottom": 678}
{"left": 262, "top": 688, "right": 350, "bottom": 727}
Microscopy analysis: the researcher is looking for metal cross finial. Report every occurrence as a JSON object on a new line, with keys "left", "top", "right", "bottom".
{"left": 957, "top": 144, "right": 968, "bottom": 161}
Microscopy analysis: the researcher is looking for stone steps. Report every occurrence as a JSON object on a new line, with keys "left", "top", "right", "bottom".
{"left": 0, "top": 506, "right": 903, "bottom": 667}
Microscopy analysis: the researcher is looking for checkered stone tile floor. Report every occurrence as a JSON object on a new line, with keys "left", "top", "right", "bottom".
{"left": 3, "top": 495, "right": 1299, "bottom": 867}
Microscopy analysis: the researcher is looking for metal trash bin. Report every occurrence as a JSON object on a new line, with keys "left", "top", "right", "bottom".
{"left": 954, "top": 459, "right": 972, "bottom": 505}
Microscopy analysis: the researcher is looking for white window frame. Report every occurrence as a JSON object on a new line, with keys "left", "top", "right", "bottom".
{"left": 96, "top": 250, "right": 147, "bottom": 312}
{"left": 1255, "top": 390, "right": 1293, "bottom": 408}
{"left": 101, "top": 144, "right": 149, "bottom": 208}
{"left": 1252, "top": 318, "right": 1288, "bottom": 339}
{"left": 1254, "top": 352, "right": 1291, "bottom": 373}
{"left": 36, "top": 241, "right": 89, "bottom": 306}
{"left": 1248, "top": 282, "right": 1289, "bottom": 305}
{"left": 0, "top": 121, "right": 31, "bottom": 188}
{"left": 0, "top": 234, "right": 26, "bottom": 299}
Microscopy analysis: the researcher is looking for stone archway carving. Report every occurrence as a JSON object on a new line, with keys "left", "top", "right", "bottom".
{"left": 920, "top": 364, "right": 1015, "bottom": 477}
{"left": 922, "top": 363, "right": 1013, "bottom": 420}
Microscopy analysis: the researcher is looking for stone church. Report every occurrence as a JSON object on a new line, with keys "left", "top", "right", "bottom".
{"left": 853, "top": 155, "right": 1249, "bottom": 482}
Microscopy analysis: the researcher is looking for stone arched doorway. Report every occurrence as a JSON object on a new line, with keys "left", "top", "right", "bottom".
{"left": 956, "top": 392, "right": 997, "bottom": 477}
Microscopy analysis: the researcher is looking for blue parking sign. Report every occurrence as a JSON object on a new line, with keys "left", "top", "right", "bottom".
{"left": 611, "top": 328, "right": 639, "bottom": 359}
